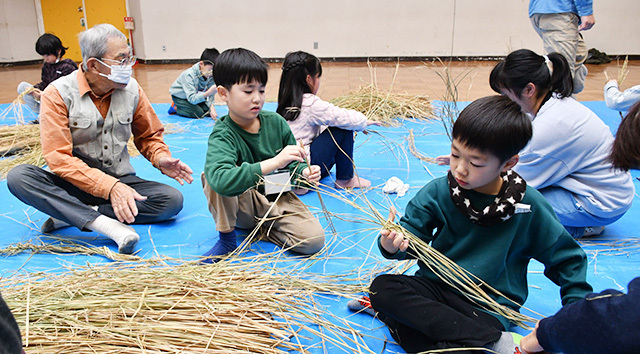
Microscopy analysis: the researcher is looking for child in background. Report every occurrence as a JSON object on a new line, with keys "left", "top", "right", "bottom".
{"left": 276, "top": 51, "right": 380, "bottom": 190}
{"left": 604, "top": 79, "right": 640, "bottom": 112}
{"left": 348, "top": 96, "right": 592, "bottom": 354}
{"left": 169, "top": 48, "right": 219, "bottom": 119}
{"left": 610, "top": 100, "right": 640, "bottom": 170}
{"left": 200, "top": 48, "right": 325, "bottom": 262}
{"left": 17, "top": 33, "right": 77, "bottom": 117}
{"left": 490, "top": 49, "right": 634, "bottom": 239}
{"left": 521, "top": 102, "right": 640, "bottom": 354}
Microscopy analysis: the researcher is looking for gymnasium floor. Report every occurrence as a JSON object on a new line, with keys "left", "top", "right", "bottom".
{"left": 0, "top": 61, "right": 639, "bottom": 353}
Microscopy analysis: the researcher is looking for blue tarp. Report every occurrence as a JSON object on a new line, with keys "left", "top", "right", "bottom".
{"left": 0, "top": 101, "right": 638, "bottom": 353}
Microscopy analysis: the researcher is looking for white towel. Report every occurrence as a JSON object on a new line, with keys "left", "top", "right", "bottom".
{"left": 382, "top": 177, "right": 410, "bottom": 197}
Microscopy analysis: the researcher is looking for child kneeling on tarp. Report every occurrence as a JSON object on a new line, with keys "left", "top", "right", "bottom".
{"left": 169, "top": 48, "right": 219, "bottom": 118}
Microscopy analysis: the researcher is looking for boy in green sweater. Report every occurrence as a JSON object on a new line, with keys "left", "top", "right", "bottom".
{"left": 200, "top": 48, "right": 325, "bottom": 263}
{"left": 348, "top": 96, "right": 592, "bottom": 353}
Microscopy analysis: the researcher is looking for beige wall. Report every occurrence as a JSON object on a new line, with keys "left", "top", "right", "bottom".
{"left": 0, "top": 0, "right": 41, "bottom": 62}
{"left": 2, "top": 0, "right": 640, "bottom": 63}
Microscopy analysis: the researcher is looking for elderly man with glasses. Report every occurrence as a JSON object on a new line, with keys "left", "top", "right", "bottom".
{"left": 7, "top": 23, "right": 193, "bottom": 254}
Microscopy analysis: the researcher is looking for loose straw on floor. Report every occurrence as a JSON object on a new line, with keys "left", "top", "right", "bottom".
{"left": 1, "top": 254, "right": 376, "bottom": 353}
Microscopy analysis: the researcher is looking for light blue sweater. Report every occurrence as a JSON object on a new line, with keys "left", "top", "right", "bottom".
{"left": 169, "top": 62, "right": 215, "bottom": 106}
{"left": 604, "top": 81, "right": 640, "bottom": 111}
{"left": 529, "top": 0, "right": 593, "bottom": 17}
{"left": 514, "top": 96, "right": 634, "bottom": 218}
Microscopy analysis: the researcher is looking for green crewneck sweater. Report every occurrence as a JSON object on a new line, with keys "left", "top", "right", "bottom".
{"left": 204, "top": 111, "right": 307, "bottom": 197}
{"left": 379, "top": 175, "right": 592, "bottom": 329}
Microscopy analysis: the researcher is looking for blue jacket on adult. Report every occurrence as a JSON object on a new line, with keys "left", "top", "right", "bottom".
{"left": 529, "top": 0, "right": 593, "bottom": 17}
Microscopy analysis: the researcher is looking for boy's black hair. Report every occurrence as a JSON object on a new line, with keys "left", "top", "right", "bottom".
{"left": 200, "top": 47, "right": 220, "bottom": 65}
{"left": 489, "top": 49, "right": 573, "bottom": 99}
{"left": 213, "top": 48, "right": 268, "bottom": 90}
{"left": 277, "top": 51, "right": 322, "bottom": 121}
{"left": 452, "top": 95, "right": 532, "bottom": 163}
{"left": 35, "top": 33, "right": 67, "bottom": 57}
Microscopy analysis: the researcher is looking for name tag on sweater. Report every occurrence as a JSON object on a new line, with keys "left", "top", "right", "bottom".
{"left": 514, "top": 203, "right": 531, "bottom": 214}
{"left": 264, "top": 169, "right": 292, "bottom": 195}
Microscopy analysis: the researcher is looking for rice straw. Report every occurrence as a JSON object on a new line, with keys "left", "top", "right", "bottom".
{"left": 316, "top": 183, "right": 540, "bottom": 329}
{"left": 427, "top": 58, "right": 476, "bottom": 142}
{"left": 0, "top": 87, "right": 38, "bottom": 125}
{"left": 330, "top": 61, "right": 435, "bottom": 126}
{"left": 1, "top": 253, "right": 378, "bottom": 353}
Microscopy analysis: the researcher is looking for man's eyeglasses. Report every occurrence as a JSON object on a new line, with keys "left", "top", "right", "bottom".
{"left": 99, "top": 55, "right": 137, "bottom": 67}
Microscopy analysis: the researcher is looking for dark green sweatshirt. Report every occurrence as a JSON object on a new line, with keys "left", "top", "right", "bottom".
{"left": 380, "top": 175, "right": 592, "bottom": 328}
{"left": 204, "top": 111, "right": 307, "bottom": 197}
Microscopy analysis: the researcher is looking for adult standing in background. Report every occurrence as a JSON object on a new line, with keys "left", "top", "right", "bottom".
{"left": 7, "top": 24, "right": 193, "bottom": 254}
{"left": 529, "top": 0, "right": 595, "bottom": 94}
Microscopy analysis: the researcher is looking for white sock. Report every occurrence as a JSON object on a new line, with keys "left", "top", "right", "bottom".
{"left": 86, "top": 215, "right": 139, "bottom": 254}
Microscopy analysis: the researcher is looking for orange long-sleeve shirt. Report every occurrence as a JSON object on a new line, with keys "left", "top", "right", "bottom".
{"left": 39, "top": 69, "right": 171, "bottom": 200}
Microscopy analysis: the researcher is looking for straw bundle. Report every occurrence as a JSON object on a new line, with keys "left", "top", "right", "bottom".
{"left": 604, "top": 55, "right": 629, "bottom": 86}
{"left": 1, "top": 256, "right": 373, "bottom": 353}
{"left": 0, "top": 238, "right": 141, "bottom": 262}
{"left": 329, "top": 62, "right": 435, "bottom": 126}
{"left": 0, "top": 124, "right": 44, "bottom": 178}
{"left": 617, "top": 55, "right": 629, "bottom": 85}
{"left": 330, "top": 87, "right": 434, "bottom": 126}
{"left": 0, "top": 87, "right": 38, "bottom": 125}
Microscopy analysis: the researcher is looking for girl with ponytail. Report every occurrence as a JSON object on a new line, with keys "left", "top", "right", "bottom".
{"left": 489, "top": 49, "right": 634, "bottom": 239}
{"left": 277, "top": 51, "right": 380, "bottom": 189}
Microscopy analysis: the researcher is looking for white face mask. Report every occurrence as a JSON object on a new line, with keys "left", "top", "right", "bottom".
{"left": 96, "top": 59, "right": 133, "bottom": 85}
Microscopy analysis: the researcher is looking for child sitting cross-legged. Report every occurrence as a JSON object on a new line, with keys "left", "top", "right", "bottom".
{"left": 200, "top": 48, "right": 325, "bottom": 263}
{"left": 348, "top": 96, "right": 592, "bottom": 354}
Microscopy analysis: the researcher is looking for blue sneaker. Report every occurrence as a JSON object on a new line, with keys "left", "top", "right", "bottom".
{"left": 167, "top": 103, "right": 177, "bottom": 115}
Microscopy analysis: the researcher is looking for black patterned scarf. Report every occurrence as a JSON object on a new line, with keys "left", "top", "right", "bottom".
{"left": 447, "top": 170, "right": 527, "bottom": 226}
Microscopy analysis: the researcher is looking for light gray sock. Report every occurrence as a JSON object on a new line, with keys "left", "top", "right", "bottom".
{"left": 86, "top": 215, "right": 139, "bottom": 254}
{"left": 488, "top": 332, "right": 522, "bottom": 354}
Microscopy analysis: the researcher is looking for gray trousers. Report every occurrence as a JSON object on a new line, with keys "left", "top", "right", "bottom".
{"left": 530, "top": 12, "right": 589, "bottom": 94}
{"left": 7, "top": 164, "right": 183, "bottom": 230}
